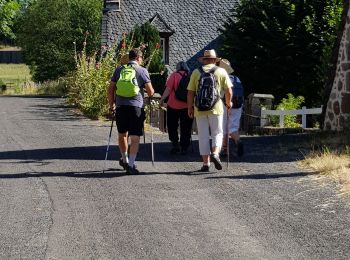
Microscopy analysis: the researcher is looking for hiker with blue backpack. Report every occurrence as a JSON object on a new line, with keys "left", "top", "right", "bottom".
{"left": 218, "top": 59, "right": 244, "bottom": 157}
{"left": 108, "top": 48, "right": 155, "bottom": 174}
{"left": 159, "top": 61, "right": 193, "bottom": 155}
{"left": 187, "top": 50, "right": 233, "bottom": 172}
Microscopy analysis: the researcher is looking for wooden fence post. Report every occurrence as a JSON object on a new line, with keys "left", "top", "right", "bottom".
{"left": 279, "top": 108, "right": 284, "bottom": 128}
{"left": 301, "top": 106, "right": 307, "bottom": 128}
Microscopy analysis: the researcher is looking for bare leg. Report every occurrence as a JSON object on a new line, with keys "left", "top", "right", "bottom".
{"left": 129, "top": 135, "right": 140, "bottom": 155}
{"left": 118, "top": 133, "right": 128, "bottom": 153}
{"left": 230, "top": 131, "right": 240, "bottom": 143}
{"left": 202, "top": 154, "right": 210, "bottom": 164}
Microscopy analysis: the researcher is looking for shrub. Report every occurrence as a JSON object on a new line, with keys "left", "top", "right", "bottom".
{"left": 269, "top": 93, "right": 305, "bottom": 128}
{"left": 66, "top": 22, "right": 164, "bottom": 119}
{"left": 126, "top": 22, "right": 167, "bottom": 94}
{"left": 66, "top": 42, "right": 117, "bottom": 119}
{"left": 0, "top": 79, "right": 6, "bottom": 93}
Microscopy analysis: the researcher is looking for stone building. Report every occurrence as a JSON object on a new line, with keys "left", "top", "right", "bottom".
{"left": 101, "top": 0, "right": 236, "bottom": 71}
{"left": 324, "top": 1, "right": 350, "bottom": 131}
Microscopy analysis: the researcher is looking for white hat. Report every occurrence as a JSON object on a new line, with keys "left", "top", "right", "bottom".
{"left": 198, "top": 49, "right": 221, "bottom": 63}
{"left": 218, "top": 58, "right": 234, "bottom": 74}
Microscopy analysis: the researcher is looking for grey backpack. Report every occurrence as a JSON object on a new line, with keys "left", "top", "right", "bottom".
{"left": 195, "top": 66, "right": 219, "bottom": 111}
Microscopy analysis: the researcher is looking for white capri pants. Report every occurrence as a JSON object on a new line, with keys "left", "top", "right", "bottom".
{"left": 196, "top": 114, "right": 223, "bottom": 155}
{"left": 223, "top": 106, "right": 242, "bottom": 134}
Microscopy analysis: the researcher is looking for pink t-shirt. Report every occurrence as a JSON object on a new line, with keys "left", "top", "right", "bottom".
{"left": 165, "top": 70, "right": 188, "bottom": 109}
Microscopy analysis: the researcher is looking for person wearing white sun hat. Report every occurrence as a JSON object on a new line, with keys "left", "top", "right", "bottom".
{"left": 217, "top": 58, "right": 244, "bottom": 158}
{"left": 187, "top": 49, "right": 233, "bottom": 172}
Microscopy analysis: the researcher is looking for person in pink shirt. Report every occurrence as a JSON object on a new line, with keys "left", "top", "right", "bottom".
{"left": 159, "top": 61, "right": 194, "bottom": 154}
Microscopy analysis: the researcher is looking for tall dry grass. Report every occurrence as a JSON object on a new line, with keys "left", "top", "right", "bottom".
{"left": 300, "top": 141, "right": 350, "bottom": 197}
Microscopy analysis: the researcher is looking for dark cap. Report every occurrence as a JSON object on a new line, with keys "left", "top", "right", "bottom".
{"left": 129, "top": 48, "right": 143, "bottom": 60}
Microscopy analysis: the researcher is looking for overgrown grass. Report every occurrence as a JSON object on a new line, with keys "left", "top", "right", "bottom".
{"left": 0, "top": 64, "right": 67, "bottom": 96}
{"left": 300, "top": 132, "right": 350, "bottom": 199}
{"left": 0, "top": 64, "right": 31, "bottom": 88}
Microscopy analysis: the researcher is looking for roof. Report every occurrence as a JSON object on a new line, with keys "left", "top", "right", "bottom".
{"left": 102, "top": 0, "right": 237, "bottom": 70}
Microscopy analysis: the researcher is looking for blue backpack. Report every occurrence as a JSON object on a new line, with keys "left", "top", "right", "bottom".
{"left": 230, "top": 75, "right": 244, "bottom": 108}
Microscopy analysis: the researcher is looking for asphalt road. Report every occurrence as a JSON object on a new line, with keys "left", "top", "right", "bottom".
{"left": 0, "top": 96, "right": 349, "bottom": 260}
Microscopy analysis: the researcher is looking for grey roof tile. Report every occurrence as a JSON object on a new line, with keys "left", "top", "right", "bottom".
{"left": 102, "top": 0, "right": 237, "bottom": 70}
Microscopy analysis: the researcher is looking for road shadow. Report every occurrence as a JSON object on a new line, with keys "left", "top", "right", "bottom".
{"left": 205, "top": 171, "right": 317, "bottom": 180}
{"left": 0, "top": 168, "right": 201, "bottom": 179}
{"left": 0, "top": 133, "right": 316, "bottom": 164}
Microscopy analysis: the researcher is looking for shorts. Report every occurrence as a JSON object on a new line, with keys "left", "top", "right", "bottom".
{"left": 115, "top": 105, "right": 145, "bottom": 136}
{"left": 223, "top": 106, "right": 242, "bottom": 134}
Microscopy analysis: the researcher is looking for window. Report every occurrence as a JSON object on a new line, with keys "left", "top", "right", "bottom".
{"left": 149, "top": 14, "right": 173, "bottom": 65}
{"left": 159, "top": 34, "right": 169, "bottom": 65}
{"left": 160, "top": 38, "right": 166, "bottom": 63}
{"left": 105, "top": 0, "right": 121, "bottom": 11}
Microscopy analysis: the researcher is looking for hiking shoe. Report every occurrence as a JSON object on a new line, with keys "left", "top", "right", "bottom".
{"left": 126, "top": 164, "right": 140, "bottom": 174}
{"left": 210, "top": 153, "right": 223, "bottom": 170}
{"left": 119, "top": 157, "right": 127, "bottom": 169}
{"left": 237, "top": 141, "right": 244, "bottom": 157}
{"left": 199, "top": 165, "right": 210, "bottom": 172}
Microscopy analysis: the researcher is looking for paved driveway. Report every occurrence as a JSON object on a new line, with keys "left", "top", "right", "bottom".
{"left": 0, "top": 96, "right": 349, "bottom": 259}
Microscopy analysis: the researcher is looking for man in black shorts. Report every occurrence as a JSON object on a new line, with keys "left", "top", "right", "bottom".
{"left": 108, "top": 48, "right": 154, "bottom": 174}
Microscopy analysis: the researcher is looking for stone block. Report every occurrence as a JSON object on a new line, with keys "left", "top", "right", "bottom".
{"left": 341, "top": 92, "right": 350, "bottom": 113}
{"left": 333, "top": 100, "right": 340, "bottom": 115}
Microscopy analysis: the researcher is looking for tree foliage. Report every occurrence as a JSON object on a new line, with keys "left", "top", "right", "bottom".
{"left": 0, "top": 0, "right": 20, "bottom": 41}
{"left": 15, "top": 0, "right": 102, "bottom": 82}
{"left": 63, "top": 21, "right": 166, "bottom": 119}
{"left": 126, "top": 22, "right": 167, "bottom": 94}
{"left": 220, "top": 0, "right": 343, "bottom": 106}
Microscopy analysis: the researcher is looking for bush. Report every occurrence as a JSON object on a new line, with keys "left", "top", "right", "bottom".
{"left": 269, "top": 93, "right": 305, "bottom": 128}
{"left": 36, "top": 79, "right": 68, "bottom": 96}
{"left": 66, "top": 22, "right": 165, "bottom": 119}
{"left": 0, "top": 79, "right": 6, "bottom": 93}
{"left": 66, "top": 44, "right": 117, "bottom": 119}
{"left": 126, "top": 22, "right": 167, "bottom": 94}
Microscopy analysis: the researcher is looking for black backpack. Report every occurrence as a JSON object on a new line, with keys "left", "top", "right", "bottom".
{"left": 195, "top": 66, "right": 219, "bottom": 111}
{"left": 230, "top": 75, "right": 244, "bottom": 108}
{"left": 174, "top": 71, "right": 190, "bottom": 102}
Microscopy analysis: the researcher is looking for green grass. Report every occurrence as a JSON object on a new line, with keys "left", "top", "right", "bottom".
{"left": 0, "top": 64, "right": 33, "bottom": 94}
{"left": 0, "top": 64, "right": 68, "bottom": 96}
{"left": 0, "top": 64, "right": 31, "bottom": 86}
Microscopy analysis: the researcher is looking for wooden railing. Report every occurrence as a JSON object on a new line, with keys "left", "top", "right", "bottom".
{"left": 260, "top": 106, "right": 323, "bottom": 128}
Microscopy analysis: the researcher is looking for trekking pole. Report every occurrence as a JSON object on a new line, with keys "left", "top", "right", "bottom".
{"left": 159, "top": 104, "right": 167, "bottom": 132}
{"left": 226, "top": 107, "right": 230, "bottom": 169}
{"left": 191, "top": 121, "right": 194, "bottom": 152}
{"left": 149, "top": 98, "right": 155, "bottom": 166}
{"left": 143, "top": 126, "right": 146, "bottom": 144}
{"left": 103, "top": 115, "right": 114, "bottom": 173}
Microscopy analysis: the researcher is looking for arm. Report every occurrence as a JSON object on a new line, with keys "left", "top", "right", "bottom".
{"left": 159, "top": 87, "right": 171, "bottom": 106}
{"left": 222, "top": 70, "right": 233, "bottom": 109}
{"left": 224, "top": 87, "right": 233, "bottom": 109}
{"left": 187, "top": 90, "right": 195, "bottom": 118}
{"left": 186, "top": 70, "right": 198, "bottom": 118}
{"left": 144, "top": 82, "right": 154, "bottom": 98}
{"left": 108, "top": 81, "right": 116, "bottom": 111}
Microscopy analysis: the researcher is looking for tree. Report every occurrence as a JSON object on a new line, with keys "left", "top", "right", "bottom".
{"left": 15, "top": 0, "right": 102, "bottom": 82}
{"left": 220, "top": 0, "right": 343, "bottom": 106}
{"left": 0, "top": 0, "right": 20, "bottom": 41}
{"left": 126, "top": 22, "right": 167, "bottom": 94}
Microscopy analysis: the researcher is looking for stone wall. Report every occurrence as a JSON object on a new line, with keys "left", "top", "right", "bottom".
{"left": 324, "top": 5, "right": 350, "bottom": 130}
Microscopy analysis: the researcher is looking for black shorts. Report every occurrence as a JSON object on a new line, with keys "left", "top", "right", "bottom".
{"left": 115, "top": 106, "right": 145, "bottom": 136}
